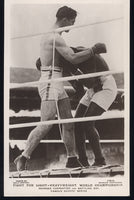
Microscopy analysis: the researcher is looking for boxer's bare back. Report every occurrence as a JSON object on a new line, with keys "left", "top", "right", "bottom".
{"left": 40, "top": 33, "right": 60, "bottom": 67}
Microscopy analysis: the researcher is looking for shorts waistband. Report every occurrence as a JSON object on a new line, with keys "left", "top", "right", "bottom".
{"left": 41, "top": 66, "right": 62, "bottom": 72}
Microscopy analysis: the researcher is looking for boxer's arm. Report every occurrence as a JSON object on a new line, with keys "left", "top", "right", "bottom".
{"left": 55, "top": 34, "right": 94, "bottom": 64}
{"left": 75, "top": 46, "right": 89, "bottom": 51}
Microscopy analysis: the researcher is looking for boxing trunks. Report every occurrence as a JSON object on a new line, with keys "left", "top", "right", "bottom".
{"left": 38, "top": 66, "right": 68, "bottom": 101}
{"left": 80, "top": 75, "right": 117, "bottom": 111}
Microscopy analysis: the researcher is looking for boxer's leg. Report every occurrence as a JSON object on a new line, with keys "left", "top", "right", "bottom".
{"left": 58, "top": 97, "right": 82, "bottom": 168}
{"left": 85, "top": 102, "right": 106, "bottom": 166}
{"left": 14, "top": 100, "right": 57, "bottom": 171}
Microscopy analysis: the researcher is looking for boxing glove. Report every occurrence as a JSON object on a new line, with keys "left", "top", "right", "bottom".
{"left": 92, "top": 43, "right": 107, "bottom": 54}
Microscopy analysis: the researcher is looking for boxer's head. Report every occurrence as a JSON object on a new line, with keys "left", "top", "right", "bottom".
{"left": 56, "top": 6, "right": 77, "bottom": 32}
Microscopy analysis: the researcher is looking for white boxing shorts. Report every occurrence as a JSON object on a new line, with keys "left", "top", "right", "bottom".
{"left": 80, "top": 75, "right": 117, "bottom": 111}
{"left": 38, "top": 66, "right": 68, "bottom": 101}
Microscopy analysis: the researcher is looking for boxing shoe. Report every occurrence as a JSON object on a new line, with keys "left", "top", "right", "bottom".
{"left": 92, "top": 157, "right": 106, "bottom": 167}
{"left": 14, "top": 155, "right": 27, "bottom": 171}
{"left": 66, "top": 156, "right": 83, "bottom": 168}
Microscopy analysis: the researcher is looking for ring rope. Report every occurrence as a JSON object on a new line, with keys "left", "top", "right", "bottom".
{"left": 10, "top": 70, "right": 123, "bottom": 89}
{"left": 9, "top": 112, "right": 124, "bottom": 129}
{"left": 11, "top": 17, "right": 123, "bottom": 40}
{"left": 10, "top": 84, "right": 124, "bottom": 93}
{"left": 9, "top": 139, "right": 124, "bottom": 143}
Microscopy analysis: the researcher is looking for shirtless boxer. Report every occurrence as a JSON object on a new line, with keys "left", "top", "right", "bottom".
{"left": 58, "top": 47, "right": 117, "bottom": 167}
{"left": 76, "top": 58, "right": 117, "bottom": 167}
{"left": 14, "top": 6, "right": 107, "bottom": 171}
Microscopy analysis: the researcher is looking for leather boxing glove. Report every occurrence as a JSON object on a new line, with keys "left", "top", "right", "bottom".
{"left": 92, "top": 43, "right": 107, "bottom": 54}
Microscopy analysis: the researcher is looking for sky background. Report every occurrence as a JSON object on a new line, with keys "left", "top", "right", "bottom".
{"left": 10, "top": 1, "right": 127, "bottom": 71}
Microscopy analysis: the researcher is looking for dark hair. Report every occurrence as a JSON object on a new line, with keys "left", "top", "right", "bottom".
{"left": 56, "top": 6, "right": 77, "bottom": 20}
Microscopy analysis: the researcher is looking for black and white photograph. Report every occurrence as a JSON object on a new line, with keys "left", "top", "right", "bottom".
{"left": 4, "top": 0, "right": 129, "bottom": 196}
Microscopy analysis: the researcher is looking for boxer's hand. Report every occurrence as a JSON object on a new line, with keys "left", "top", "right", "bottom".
{"left": 92, "top": 43, "right": 107, "bottom": 54}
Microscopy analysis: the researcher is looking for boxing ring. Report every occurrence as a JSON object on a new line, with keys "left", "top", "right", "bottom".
{"left": 9, "top": 17, "right": 125, "bottom": 177}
